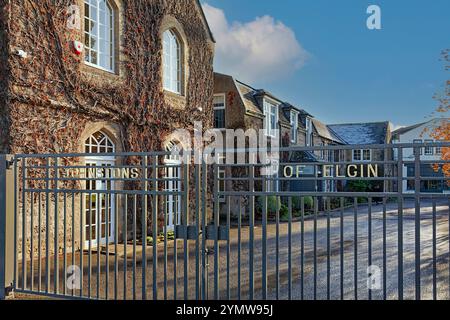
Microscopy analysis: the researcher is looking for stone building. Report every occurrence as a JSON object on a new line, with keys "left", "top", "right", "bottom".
{"left": 328, "top": 121, "right": 393, "bottom": 192}
{"left": 0, "top": 0, "right": 215, "bottom": 253}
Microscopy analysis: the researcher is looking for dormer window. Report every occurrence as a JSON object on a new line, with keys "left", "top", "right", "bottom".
{"left": 306, "top": 117, "right": 313, "bottom": 146}
{"left": 290, "top": 111, "right": 299, "bottom": 144}
{"left": 264, "top": 99, "right": 278, "bottom": 137}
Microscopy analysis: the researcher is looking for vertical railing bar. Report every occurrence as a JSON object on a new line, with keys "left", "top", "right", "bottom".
{"left": 262, "top": 176, "right": 267, "bottom": 300}
{"left": 300, "top": 197, "right": 305, "bottom": 300}
{"left": 213, "top": 162, "right": 219, "bottom": 300}
{"left": 397, "top": 147, "right": 404, "bottom": 300}
{"left": 327, "top": 197, "right": 331, "bottom": 300}
{"left": 21, "top": 158, "right": 26, "bottom": 291}
{"left": 132, "top": 194, "right": 137, "bottom": 301}
{"left": 313, "top": 197, "right": 318, "bottom": 300}
{"left": 414, "top": 146, "right": 421, "bottom": 300}
{"left": 45, "top": 157, "right": 50, "bottom": 293}
{"left": 368, "top": 197, "right": 372, "bottom": 301}
{"left": 106, "top": 193, "right": 110, "bottom": 300}
{"left": 354, "top": 197, "right": 358, "bottom": 301}
{"left": 38, "top": 193, "right": 42, "bottom": 293}
{"left": 79, "top": 191, "right": 84, "bottom": 298}
{"left": 288, "top": 197, "right": 292, "bottom": 300}
{"left": 96, "top": 192, "right": 101, "bottom": 300}
{"left": 142, "top": 156, "right": 148, "bottom": 300}
{"left": 275, "top": 193, "right": 280, "bottom": 300}
{"left": 201, "top": 159, "right": 207, "bottom": 301}
{"left": 226, "top": 196, "right": 231, "bottom": 300}
{"left": 123, "top": 194, "right": 128, "bottom": 300}
{"left": 63, "top": 192, "right": 67, "bottom": 295}
{"left": 71, "top": 192, "right": 75, "bottom": 297}
{"left": 114, "top": 193, "right": 119, "bottom": 300}
{"left": 173, "top": 176, "right": 178, "bottom": 301}
{"left": 183, "top": 158, "right": 189, "bottom": 300}
{"left": 340, "top": 197, "right": 344, "bottom": 300}
{"left": 383, "top": 197, "right": 387, "bottom": 300}
{"left": 13, "top": 157, "right": 18, "bottom": 292}
{"left": 195, "top": 162, "right": 200, "bottom": 300}
{"left": 88, "top": 190, "right": 93, "bottom": 300}
{"left": 30, "top": 192, "right": 34, "bottom": 292}
{"left": 53, "top": 157, "right": 59, "bottom": 295}
{"left": 163, "top": 192, "right": 168, "bottom": 301}
{"left": 152, "top": 156, "right": 159, "bottom": 301}
{"left": 249, "top": 162, "right": 255, "bottom": 300}
{"left": 13, "top": 158, "right": 19, "bottom": 289}
{"left": 237, "top": 198, "right": 242, "bottom": 301}
{"left": 432, "top": 199, "right": 437, "bottom": 301}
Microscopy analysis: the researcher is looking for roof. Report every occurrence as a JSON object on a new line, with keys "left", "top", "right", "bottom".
{"left": 327, "top": 122, "right": 391, "bottom": 145}
{"left": 196, "top": 0, "right": 216, "bottom": 43}
{"left": 235, "top": 80, "right": 262, "bottom": 115}
{"left": 290, "top": 150, "right": 320, "bottom": 163}
{"left": 392, "top": 122, "right": 427, "bottom": 136}
{"left": 312, "top": 119, "right": 345, "bottom": 144}
{"left": 392, "top": 118, "right": 450, "bottom": 137}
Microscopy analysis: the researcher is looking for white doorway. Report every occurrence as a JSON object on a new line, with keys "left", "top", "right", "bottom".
{"left": 164, "top": 141, "right": 182, "bottom": 231}
{"left": 84, "top": 131, "right": 116, "bottom": 248}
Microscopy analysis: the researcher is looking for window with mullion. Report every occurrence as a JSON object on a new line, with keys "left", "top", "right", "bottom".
{"left": 163, "top": 30, "right": 182, "bottom": 94}
{"left": 84, "top": 0, "right": 114, "bottom": 72}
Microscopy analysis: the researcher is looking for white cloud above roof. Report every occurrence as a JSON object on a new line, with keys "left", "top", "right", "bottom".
{"left": 202, "top": 3, "right": 309, "bottom": 84}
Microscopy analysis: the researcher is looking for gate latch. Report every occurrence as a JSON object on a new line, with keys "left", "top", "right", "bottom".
{"left": 205, "top": 225, "right": 229, "bottom": 241}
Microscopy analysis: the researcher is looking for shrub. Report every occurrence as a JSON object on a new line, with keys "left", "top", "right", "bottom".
{"left": 292, "top": 196, "right": 314, "bottom": 211}
{"left": 280, "top": 204, "right": 289, "bottom": 219}
{"left": 256, "top": 196, "right": 281, "bottom": 214}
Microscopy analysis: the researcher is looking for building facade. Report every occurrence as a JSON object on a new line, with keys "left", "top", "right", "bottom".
{"left": 392, "top": 118, "right": 449, "bottom": 194}
{"left": 0, "top": 0, "right": 215, "bottom": 253}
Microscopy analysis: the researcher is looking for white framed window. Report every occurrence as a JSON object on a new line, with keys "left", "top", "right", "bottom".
{"left": 424, "top": 140, "right": 434, "bottom": 155}
{"left": 306, "top": 117, "right": 313, "bottom": 146}
{"left": 213, "top": 94, "right": 226, "bottom": 129}
{"left": 163, "top": 29, "right": 182, "bottom": 94}
{"left": 217, "top": 154, "right": 226, "bottom": 202}
{"left": 353, "top": 149, "right": 371, "bottom": 162}
{"left": 413, "top": 139, "right": 423, "bottom": 155}
{"left": 290, "top": 111, "right": 299, "bottom": 143}
{"left": 265, "top": 159, "right": 279, "bottom": 192}
{"left": 84, "top": 0, "right": 115, "bottom": 72}
{"left": 264, "top": 99, "right": 278, "bottom": 137}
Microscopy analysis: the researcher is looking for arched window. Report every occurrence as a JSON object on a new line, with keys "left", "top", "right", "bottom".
{"left": 84, "top": 131, "right": 115, "bottom": 154}
{"left": 84, "top": 0, "right": 115, "bottom": 72}
{"left": 163, "top": 29, "right": 183, "bottom": 94}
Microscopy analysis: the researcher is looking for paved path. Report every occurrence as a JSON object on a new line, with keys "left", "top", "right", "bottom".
{"left": 15, "top": 199, "right": 450, "bottom": 300}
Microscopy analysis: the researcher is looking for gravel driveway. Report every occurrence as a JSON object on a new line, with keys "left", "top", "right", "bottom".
{"left": 14, "top": 198, "right": 450, "bottom": 300}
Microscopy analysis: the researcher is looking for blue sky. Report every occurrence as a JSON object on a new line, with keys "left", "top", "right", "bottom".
{"left": 202, "top": 0, "right": 449, "bottom": 128}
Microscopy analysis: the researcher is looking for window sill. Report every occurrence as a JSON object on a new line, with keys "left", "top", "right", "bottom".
{"left": 84, "top": 62, "right": 116, "bottom": 74}
{"left": 164, "top": 90, "right": 187, "bottom": 110}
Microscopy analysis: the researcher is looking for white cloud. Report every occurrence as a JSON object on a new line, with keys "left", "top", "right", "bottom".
{"left": 202, "top": 3, "right": 309, "bottom": 83}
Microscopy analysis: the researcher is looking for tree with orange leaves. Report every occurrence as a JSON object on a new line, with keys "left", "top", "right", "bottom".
{"left": 430, "top": 49, "right": 449, "bottom": 176}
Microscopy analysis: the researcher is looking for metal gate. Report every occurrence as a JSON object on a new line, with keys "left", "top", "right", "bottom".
{"left": 1, "top": 142, "right": 450, "bottom": 300}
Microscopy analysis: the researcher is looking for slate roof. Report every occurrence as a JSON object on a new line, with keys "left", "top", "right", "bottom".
{"left": 235, "top": 81, "right": 262, "bottom": 115}
{"left": 312, "top": 119, "right": 345, "bottom": 144}
{"left": 327, "top": 122, "right": 391, "bottom": 145}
